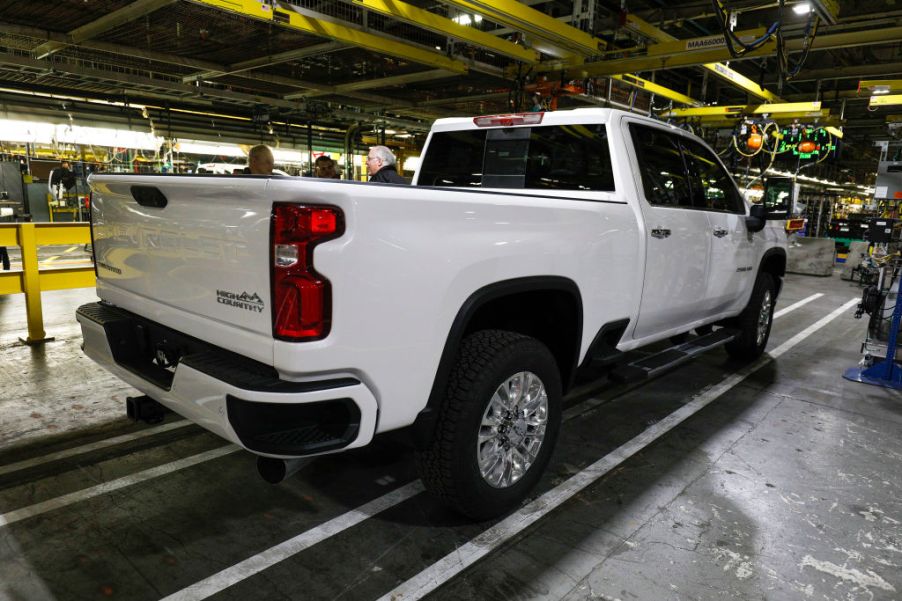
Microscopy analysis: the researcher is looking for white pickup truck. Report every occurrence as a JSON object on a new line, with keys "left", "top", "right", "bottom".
{"left": 77, "top": 108, "right": 786, "bottom": 519}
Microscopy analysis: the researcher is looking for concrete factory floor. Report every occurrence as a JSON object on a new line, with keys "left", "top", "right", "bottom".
{"left": 1, "top": 273, "right": 900, "bottom": 601}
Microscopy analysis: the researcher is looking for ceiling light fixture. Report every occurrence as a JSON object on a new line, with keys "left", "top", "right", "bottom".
{"left": 792, "top": 2, "right": 812, "bottom": 15}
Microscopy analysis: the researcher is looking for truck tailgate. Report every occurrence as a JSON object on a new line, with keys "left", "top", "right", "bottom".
{"left": 90, "top": 175, "right": 275, "bottom": 352}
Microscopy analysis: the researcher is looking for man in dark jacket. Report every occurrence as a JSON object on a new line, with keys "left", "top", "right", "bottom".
{"left": 366, "top": 146, "right": 407, "bottom": 184}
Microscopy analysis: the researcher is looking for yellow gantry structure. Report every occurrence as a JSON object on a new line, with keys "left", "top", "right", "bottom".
{"left": 441, "top": 0, "right": 605, "bottom": 59}
{"left": 869, "top": 94, "right": 902, "bottom": 108}
{"left": 611, "top": 74, "right": 702, "bottom": 107}
{"left": 645, "top": 27, "right": 768, "bottom": 57}
{"left": 568, "top": 25, "right": 902, "bottom": 80}
{"left": 663, "top": 102, "right": 840, "bottom": 129}
{"left": 664, "top": 101, "right": 823, "bottom": 119}
{"left": 349, "top": 0, "right": 539, "bottom": 64}
{"left": 622, "top": 14, "right": 782, "bottom": 103}
{"left": 859, "top": 80, "right": 902, "bottom": 94}
{"left": 188, "top": 0, "right": 470, "bottom": 74}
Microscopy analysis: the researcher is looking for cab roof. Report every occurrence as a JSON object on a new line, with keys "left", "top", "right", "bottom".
{"left": 429, "top": 108, "right": 672, "bottom": 133}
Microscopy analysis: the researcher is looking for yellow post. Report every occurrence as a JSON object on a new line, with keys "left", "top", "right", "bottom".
{"left": 17, "top": 223, "right": 54, "bottom": 345}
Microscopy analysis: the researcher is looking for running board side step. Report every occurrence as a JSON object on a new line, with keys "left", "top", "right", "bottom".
{"left": 610, "top": 329, "right": 738, "bottom": 383}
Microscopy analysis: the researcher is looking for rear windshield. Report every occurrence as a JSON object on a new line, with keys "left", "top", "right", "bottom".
{"left": 418, "top": 124, "right": 615, "bottom": 192}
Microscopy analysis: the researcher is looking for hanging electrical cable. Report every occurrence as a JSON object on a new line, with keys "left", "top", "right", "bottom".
{"left": 735, "top": 120, "right": 780, "bottom": 189}
{"left": 777, "top": 7, "right": 820, "bottom": 81}
{"left": 710, "top": 0, "right": 781, "bottom": 58}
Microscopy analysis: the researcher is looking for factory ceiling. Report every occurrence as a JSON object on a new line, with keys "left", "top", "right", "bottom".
{"left": 0, "top": 0, "right": 900, "bottom": 175}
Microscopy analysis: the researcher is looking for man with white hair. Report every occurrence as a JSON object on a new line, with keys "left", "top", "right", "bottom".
{"left": 241, "top": 144, "right": 274, "bottom": 175}
{"left": 366, "top": 145, "right": 407, "bottom": 184}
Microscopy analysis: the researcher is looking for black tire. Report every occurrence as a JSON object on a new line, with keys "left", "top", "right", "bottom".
{"left": 416, "top": 330, "right": 562, "bottom": 520}
{"left": 725, "top": 272, "right": 776, "bottom": 360}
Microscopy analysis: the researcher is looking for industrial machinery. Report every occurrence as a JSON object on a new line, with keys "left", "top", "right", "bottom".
{"left": 845, "top": 249, "right": 902, "bottom": 388}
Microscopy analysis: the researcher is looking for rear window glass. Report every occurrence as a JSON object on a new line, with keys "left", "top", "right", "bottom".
{"left": 417, "top": 129, "right": 486, "bottom": 187}
{"left": 418, "top": 124, "right": 615, "bottom": 192}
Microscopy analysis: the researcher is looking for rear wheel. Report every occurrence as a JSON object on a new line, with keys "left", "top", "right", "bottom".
{"left": 725, "top": 272, "right": 776, "bottom": 360}
{"left": 416, "top": 330, "right": 562, "bottom": 520}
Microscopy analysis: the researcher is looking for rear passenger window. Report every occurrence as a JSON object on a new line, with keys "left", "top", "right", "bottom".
{"left": 629, "top": 124, "right": 692, "bottom": 208}
{"left": 525, "top": 124, "right": 614, "bottom": 191}
{"left": 417, "top": 124, "right": 615, "bottom": 191}
{"left": 680, "top": 138, "right": 745, "bottom": 213}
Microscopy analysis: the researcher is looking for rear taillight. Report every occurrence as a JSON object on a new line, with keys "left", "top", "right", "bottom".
{"left": 271, "top": 203, "right": 344, "bottom": 341}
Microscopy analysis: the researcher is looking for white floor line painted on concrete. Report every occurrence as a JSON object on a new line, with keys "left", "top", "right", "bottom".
{"left": 159, "top": 298, "right": 859, "bottom": 601}
{"left": 376, "top": 297, "right": 860, "bottom": 601}
{"left": 159, "top": 480, "right": 425, "bottom": 601}
{"left": 0, "top": 444, "right": 238, "bottom": 528}
{"left": 0, "top": 420, "right": 193, "bottom": 477}
{"left": 774, "top": 292, "right": 824, "bottom": 319}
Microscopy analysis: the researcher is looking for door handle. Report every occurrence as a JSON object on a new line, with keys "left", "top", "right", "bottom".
{"left": 712, "top": 228, "right": 729, "bottom": 238}
{"left": 650, "top": 228, "right": 671, "bottom": 239}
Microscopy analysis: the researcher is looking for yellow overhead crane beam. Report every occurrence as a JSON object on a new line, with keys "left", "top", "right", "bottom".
{"left": 188, "top": 0, "right": 468, "bottom": 74}
{"left": 569, "top": 26, "right": 902, "bottom": 80}
{"left": 664, "top": 101, "right": 822, "bottom": 118}
{"left": 645, "top": 27, "right": 767, "bottom": 56}
{"left": 869, "top": 94, "right": 902, "bottom": 108}
{"left": 611, "top": 74, "right": 702, "bottom": 107}
{"left": 664, "top": 102, "right": 835, "bottom": 127}
{"left": 348, "top": 0, "right": 539, "bottom": 64}
{"left": 441, "top": 0, "right": 604, "bottom": 59}
{"left": 623, "top": 15, "right": 781, "bottom": 103}
{"left": 565, "top": 42, "right": 774, "bottom": 77}
{"left": 859, "top": 80, "right": 902, "bottom": 94}
{"left": 698, "top": 114, "right": 838, "bottom": 128}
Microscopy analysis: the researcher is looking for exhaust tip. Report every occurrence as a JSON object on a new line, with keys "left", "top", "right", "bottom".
{"left": 256, "top": 456, "right": 311, "bottom": 484}
{"left": 257, "top": 457, "right": 288, "bottom": 484}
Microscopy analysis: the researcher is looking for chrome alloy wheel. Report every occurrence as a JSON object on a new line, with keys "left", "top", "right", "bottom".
{"left": 477, "top": 371, "right": 548, "bottom": 489}
{"left": 757, "top": 290, "right": 773, "bottom": 347}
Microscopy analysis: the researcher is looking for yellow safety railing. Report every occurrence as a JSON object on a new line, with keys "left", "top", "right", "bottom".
{"left": 0, "top": 223, "right": 95, "bottom": 345}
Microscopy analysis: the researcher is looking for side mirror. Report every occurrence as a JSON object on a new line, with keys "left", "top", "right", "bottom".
{"left": 746, "top": 204, "right": 766, "bottom": 233}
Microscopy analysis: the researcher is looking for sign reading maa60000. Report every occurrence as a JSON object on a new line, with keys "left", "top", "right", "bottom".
{"left": 216, "top": 289, "right": 265, "bottom": 313}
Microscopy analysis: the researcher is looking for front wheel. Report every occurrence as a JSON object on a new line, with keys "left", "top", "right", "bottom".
{"left": 725, "top": 272, "right": 776, "bottom": 360}
{"left": 416, "top": 330, "right": 562, "bottom": 520}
